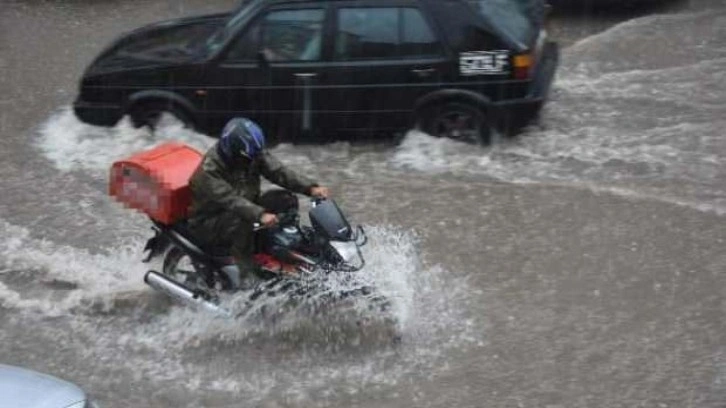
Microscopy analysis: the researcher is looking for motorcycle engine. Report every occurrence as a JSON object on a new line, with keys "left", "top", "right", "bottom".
{"left": 261, "top": 225, "right": 305, "bottom": 263}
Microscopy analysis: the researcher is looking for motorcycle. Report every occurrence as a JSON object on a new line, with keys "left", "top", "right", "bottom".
{"left": 140, "top": 190, "right": 369, "bottom": 315}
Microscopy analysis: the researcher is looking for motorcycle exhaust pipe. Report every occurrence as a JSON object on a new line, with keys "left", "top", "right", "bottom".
{"left": 144, "top": 270, "right": 230, "bottom": 317}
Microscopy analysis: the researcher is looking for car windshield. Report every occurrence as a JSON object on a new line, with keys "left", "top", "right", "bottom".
{"left": 466, "top": 0, "right": 536, "bottom": 46}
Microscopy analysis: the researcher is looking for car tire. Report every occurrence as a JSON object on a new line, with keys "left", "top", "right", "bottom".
{"left": 128, "top": 101, "right": 194, "bottom": 131}
{"left": 417, "top": 102, "right": 492, "bottom": 145}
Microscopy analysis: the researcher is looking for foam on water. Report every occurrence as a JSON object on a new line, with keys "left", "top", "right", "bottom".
{"left": 392, "top": 8, "right": 726, "bottom": 212}
{"left": 35, "top": 106, "right": 338, "bottom": 186}
{"left": 159, "top": 254, "right": 478, "bottom": 405}
{"left": 0, "top": 217, "right": 416, "bottom": 329}
{"left": 21, "top": 8, "right": 726, "bottom": 402}
{"left": 0, "top": 219, "right": 148, "bottom": 315}
{"left": 563, "top": 10, "right": 726, "bottom": 76}
{"left": 132, "top": 226, "right": 467, "bottom": 353}
{"left": 135, "top": 226, "right": 421, "bottom": 346}
{"left": 1, "top": 212, "right": 479, "bottom": 403}
{"left": 37, "top": 107, "right": 217, "bottom": 173}
{"left": 5, "top": 3, "right": 724, "bottom": 405}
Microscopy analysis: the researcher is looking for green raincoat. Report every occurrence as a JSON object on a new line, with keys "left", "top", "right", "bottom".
{"left": 187, "top": 143, "right": 317, "bottom": 275}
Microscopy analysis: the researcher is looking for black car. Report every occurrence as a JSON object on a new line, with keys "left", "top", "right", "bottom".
{"left": 74, "top": 0, "right": 558, "bottom": 144}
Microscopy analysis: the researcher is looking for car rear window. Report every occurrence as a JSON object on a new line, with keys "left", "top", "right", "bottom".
{"left": 466, "top": 0, "right": 536, "bottom": 46}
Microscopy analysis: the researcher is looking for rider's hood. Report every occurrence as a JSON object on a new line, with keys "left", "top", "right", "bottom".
{"left": 215, "top": 142, "right": 255, "bottom": 170}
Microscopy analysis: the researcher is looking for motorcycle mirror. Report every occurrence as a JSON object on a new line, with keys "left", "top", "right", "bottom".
{"left": 311, "top": 197, "right": 326, "bottom": 207}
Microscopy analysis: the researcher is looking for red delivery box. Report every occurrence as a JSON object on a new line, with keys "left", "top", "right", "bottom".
{"left": 109, "top": 142, "right": 203, "bottom": 225}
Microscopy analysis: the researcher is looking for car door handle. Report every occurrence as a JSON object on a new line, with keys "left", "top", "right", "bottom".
{"left": 294, "top": 72, "right": 319, "bottom": 86}
{"left": 411, "top": 68, "right": 436, "bottom": 78}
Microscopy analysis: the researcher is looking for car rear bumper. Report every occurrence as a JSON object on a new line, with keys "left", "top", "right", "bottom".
{"left": 73, "top": 99, "right": 124, "bottom": 127}
{"left": 492, "top": 40, "right": 559, "bottom": 129}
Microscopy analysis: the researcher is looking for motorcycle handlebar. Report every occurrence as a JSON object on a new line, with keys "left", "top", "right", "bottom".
{"left": 253, "top": 196, "right": 326, "bottom": 230}
{"left": 253, "top": 211, "right": 297, "bottom": 231}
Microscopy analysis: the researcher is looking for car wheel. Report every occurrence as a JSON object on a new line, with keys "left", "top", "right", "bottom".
{"left": 129, "top": 101, "right": 194, "bottom": 131}
{"left": 419, "top": 102, "right": 491, "bottom": 145}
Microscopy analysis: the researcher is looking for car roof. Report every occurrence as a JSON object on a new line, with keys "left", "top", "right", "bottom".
{"left": 0, "top": 365, "right": 86, "bottom": 408}
{"left": 233, "top": 0, "right": 526, "bottom": 50}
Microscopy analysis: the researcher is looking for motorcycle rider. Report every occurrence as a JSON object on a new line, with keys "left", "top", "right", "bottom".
{"left": 187, "top": 117, "right": 329, "bottom": 289}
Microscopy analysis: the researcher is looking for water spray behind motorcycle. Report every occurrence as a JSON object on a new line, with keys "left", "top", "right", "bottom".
{"left": 141, "top": 196, "right": 369, "bottom": 317}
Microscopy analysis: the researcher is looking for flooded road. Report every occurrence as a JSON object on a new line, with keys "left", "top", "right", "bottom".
{"left": 1, "top": 1, "right": 725, "bottom": 407}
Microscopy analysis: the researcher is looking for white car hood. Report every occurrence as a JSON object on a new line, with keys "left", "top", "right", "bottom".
{"left": 0, "top": 365, "right": 86, "bottom": 408}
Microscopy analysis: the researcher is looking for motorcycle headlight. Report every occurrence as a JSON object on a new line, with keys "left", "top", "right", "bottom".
{"left": 329, "top": 240, "right": 358, "bottom": 263}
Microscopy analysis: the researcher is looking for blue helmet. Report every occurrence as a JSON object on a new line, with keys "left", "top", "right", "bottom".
{"left": 219, "top": 118, "right": 266, "bottom": 161}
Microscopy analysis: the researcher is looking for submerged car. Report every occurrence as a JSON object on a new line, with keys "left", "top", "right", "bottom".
{"left": 74, "top": 0, "right": 558, "bottom": 144}
{"left": 0, "top": 364, "right": 98, "bottom": 408}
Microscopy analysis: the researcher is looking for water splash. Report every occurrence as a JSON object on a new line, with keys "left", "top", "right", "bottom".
{"left": 391, "top": 9, "right": 726, "bottom": 214}
{"left": 0, "top": 219, "right": 148, "bottom": 315}
{"left": 0, "top": 215, "right": 481, "bottom": 403}
{"left": 36, "top": 107, "right": 216, "bottom": 173}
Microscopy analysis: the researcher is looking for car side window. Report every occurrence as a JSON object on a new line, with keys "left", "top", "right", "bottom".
{"left": 335, "top": 7, "right": 442, "bottom": 61}
{"left": 225, "top": 21, "right": 261, "bottom": 61}
{"left": 401, "top": 8, "right": 441, "bottom": 58}
{"left": 226, "top": 8, "right": 325, "bottom": 62}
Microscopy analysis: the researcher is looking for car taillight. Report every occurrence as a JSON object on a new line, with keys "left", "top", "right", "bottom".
{"left": 513, "top": 53, "right": 533, "bottom": 80}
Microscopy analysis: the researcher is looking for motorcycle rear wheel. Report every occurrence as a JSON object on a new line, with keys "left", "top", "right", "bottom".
{"left": 162, "top": 247, "right": 224, "bottom": 292}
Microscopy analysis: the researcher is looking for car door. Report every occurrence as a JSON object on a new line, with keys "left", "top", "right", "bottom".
{"left": 317, "top": 0, "right": 454, "bottom": 136}
{"left": 202, "top": 3, "right": 331, "bottom": 140}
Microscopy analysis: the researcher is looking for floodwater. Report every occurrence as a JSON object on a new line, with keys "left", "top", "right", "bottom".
{"left": 1, "top": 0, "right": 725, "bottom": 407}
